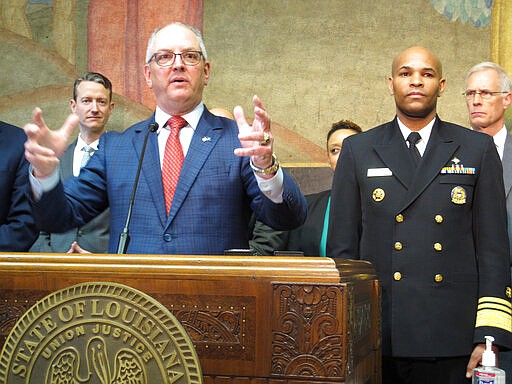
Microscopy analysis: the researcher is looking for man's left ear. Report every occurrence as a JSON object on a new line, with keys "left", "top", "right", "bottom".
{"left": 438, "top": 78, "right": 446, "bottom": 97}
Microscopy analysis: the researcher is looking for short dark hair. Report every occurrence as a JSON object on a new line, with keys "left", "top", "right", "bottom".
{"left": 73, "top": 72, "right": 113, "bottom": 101}
{"left": 326, "top": 119, "right": 362, "bottom": 145}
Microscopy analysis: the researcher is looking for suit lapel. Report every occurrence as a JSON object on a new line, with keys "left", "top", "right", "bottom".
{"left": 135, "top": 121, "right": 168, "bottom": 227}
{"left": 61, "top": 141, "right": 76, "bottom": 179}
{"left": 166, "top": 111, "right": 223, "bottom": 226}
{"left": 400, "top": 119, "right": 459, "bottom": 211}
{"left": 373, "top": 120, "right": 416, "bottom": 188}
{"left": 502, "top": 132, "right": 512, "bottom": 198}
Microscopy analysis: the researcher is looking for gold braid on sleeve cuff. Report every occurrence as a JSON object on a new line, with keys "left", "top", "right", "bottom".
{"left": 475, "top": 296, "right": 512, "bottom": 332}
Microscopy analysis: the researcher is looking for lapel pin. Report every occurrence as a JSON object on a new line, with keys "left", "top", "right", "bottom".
{"left": 202, "top": 136, "right": 211, "bottom": 142}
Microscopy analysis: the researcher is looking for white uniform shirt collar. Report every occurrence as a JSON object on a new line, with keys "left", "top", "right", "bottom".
{"left": 397, "top": 116, "right": 436, "bottom": 156}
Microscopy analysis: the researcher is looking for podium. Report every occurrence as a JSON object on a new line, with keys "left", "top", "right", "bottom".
{"left": 0, "top": 253, "right": 380, "bottom": 383}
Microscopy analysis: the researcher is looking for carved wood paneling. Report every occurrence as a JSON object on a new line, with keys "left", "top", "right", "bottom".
{"left": 271, "top": 283, "right": 345, "bottom": 379}
{"left": 0, "top": 254, "right": 380, "bottom": 383}
{"left": 151, "top": 293, "right": 255, "bottom": 361}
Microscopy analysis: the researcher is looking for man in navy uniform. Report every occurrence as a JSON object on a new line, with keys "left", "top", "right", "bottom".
{"left": 327, "top": 46, "right": 512, "bottom": 383}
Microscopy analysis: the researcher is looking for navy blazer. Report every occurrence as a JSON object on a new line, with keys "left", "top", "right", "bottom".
{"left": 0, "top": 121, "right": 37, "bottom": 251}
{"left": 31, "top": 109, "right": 307, "bottom": 254}
{"left": 328, "top": 117, "right": 512, "bottom": 357}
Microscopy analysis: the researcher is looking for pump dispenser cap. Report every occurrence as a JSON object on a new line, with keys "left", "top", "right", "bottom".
{"left": 482, "top": 335, "right": 496, "bottom": 367}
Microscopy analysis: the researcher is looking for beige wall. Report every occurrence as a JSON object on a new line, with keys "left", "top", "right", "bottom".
{"left": 202, "top": 0, "right": 490, "bottom": 149}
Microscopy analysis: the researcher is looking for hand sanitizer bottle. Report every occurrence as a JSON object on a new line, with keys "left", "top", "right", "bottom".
{"left": 472, "top": 336, "right": 506, "bottom": 384}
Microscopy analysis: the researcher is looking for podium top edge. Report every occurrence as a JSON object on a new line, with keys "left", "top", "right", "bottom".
{"left": 0, "top": 253, "right": 377, "bottom": 281}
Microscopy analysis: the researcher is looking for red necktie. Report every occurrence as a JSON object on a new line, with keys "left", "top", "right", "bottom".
{"left": 162, "top": 116, "right": 187, "bottom": 214}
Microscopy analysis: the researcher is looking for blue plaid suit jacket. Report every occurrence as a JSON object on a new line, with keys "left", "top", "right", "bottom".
{"left": 32, "top": 109, "right": 306, "bottom": 254}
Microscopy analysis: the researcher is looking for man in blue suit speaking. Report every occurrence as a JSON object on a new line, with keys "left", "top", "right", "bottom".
{"left": 23, "top": 22, "right": 307, "bottom": 255}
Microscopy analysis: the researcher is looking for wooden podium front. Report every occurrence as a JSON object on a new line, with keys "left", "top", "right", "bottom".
{"left": 0, "top": 253, "right": 380, "bottom": 384}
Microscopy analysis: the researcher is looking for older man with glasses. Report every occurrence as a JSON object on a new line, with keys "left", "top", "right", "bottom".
{"left": 24, "top": 22, "right": 306, "bottom": 255}
{"left": 464, "top": 61, "right": 512, "bottom": 383}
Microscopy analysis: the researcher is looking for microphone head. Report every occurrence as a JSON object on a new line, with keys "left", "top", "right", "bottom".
{"left": 149, "top": 122, "right": 159, "bottom": 132}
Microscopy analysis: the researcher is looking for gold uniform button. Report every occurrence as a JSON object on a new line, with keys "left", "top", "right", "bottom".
{"left": 395, "top": 214, "right": 404, "bottom": 223}
{"left": 393, "top": 272, "right": 402, "bottom": 281}
{"left": 394, "top": 242, "right": 403, "bottom": 251}
{"left": 506, "top": 286, "right": 512, "bottom": 299}
{"left": 434, "top": 274, "right": 443, "bottom": 283}
{"left": 434, "top": 215, "right": 443, "bottom": 223}
{"left": 372, "top": 188, "right": 385, "bottom": 202}
{"left": 433, "top": 243, "right": 442, "bottom": 251}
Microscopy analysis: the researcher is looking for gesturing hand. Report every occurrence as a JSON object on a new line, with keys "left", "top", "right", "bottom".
{"left": 24, "top": 107, "right": 79, "bottom": 178}
{"left": 233, "top": 95, "right": 274, "bottom": 170}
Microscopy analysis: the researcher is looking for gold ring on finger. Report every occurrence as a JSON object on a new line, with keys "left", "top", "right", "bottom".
{"left": 261, "top": 131, "right": 271, "bottom": 145}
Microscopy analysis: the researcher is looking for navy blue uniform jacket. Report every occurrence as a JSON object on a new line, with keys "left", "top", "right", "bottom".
{"left": 327, "top": 117, "right": 512, "bottom": 357}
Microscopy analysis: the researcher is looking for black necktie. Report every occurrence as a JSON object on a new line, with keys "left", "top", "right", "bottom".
{"left": 407, "top": 132, "right": 422, "bottom": 167}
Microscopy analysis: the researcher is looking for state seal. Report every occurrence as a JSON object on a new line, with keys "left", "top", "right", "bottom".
{"left": 0, "top": 282, "right": 202, "bottom": 384}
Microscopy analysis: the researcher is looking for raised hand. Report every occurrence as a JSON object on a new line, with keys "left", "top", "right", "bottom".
{"left": 233, "top": 95, "right": 274, "bottom": 171}
{"left": 24, "top": 108, "right": 79, "bottom": 178}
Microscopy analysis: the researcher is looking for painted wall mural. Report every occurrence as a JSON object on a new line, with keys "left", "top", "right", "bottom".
{"left": 0, "top": 0, "right": 497, "bottom": 165}
{"left": 432, "top": 0, "right": 493, "bottom": 27}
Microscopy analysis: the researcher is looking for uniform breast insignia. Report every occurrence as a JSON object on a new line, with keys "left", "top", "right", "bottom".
{"left": 451, "top": 186, "right": 466, "bottom": 205}
{"left": 0, "top": 282, "right": 203, "bottom": 384}
{"left": 372, "top": 188, "right": 385, "bottom": 202}
{"left": 441, "top": 157, "right": 475, "bottom": 174}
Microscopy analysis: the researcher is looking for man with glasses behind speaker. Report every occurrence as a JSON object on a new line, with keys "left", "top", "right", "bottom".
{"left": 23, "top": 22, "right": 306, "bottom": 255}
{"left": 464, "top": 61, "right": 512, "bottom": 383}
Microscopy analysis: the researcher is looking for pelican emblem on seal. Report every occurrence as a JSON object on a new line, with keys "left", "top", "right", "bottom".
{"left": 47, "top": 336, "right": 146, "bottom": 383}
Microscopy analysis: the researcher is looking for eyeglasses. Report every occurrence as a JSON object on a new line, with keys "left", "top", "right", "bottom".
{"left": 148, "top": 50, "right": 203, "bottom": 67}
{"left": 462, "top": 90, "right": 509, "bottom": 100}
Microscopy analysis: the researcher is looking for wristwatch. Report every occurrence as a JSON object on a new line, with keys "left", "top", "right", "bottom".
{"left": 250, "top": 153, "right": 280, "bottom": 175}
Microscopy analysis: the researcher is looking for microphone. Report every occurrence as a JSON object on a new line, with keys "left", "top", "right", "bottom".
{"left": 117, "top": 121, "right": 159, "bottom": 254}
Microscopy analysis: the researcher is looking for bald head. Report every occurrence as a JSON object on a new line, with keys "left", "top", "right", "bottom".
{"left": 388, "top": 46, "right": 445, "bottom": 129}
{"left": 391, "top": 46, "right": 443, "bottom": 78}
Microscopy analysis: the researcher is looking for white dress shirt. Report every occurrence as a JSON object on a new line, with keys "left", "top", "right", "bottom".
{"left": 397, "top": 116, "right": 436, "bottom": 157}
{"left": 73, "top": 135, "right": 100, "bottom": 176}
